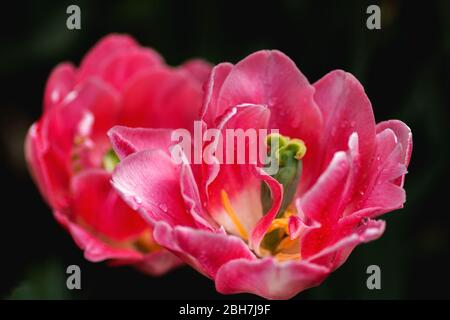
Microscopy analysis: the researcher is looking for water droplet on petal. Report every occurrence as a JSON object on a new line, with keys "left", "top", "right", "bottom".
{"left": 129, "top": 195, "right": 142, "bottom": 210}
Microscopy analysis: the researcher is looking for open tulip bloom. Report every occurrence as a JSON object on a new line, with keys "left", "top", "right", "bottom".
{"left": 26, "top": 34, "right": 412, "bottom": 300}
{"left": 25, "top": 34, "right": 211, "bottom": 275}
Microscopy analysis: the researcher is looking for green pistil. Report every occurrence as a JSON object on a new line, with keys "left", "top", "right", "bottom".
{"left": 260, "top": 133, "right": 306, "bottom": 253}
{"left": 261, "top": 133, "right": 306, "bottom": 218}
{"left": 102, "top": 149, "right": 120, "bottom": 172}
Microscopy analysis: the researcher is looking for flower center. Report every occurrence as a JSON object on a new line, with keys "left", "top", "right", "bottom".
{"left": 219, "top": 133, "right": 307, "bottom": 261}
{"left": 260, "top": 133, "right": 306, "bottom": 260}
{"left": 261, "top": 133, "right": 306, "bottom": 218}
{"left": 102, "top": 148, "right": 120, "bottom": 172}
{"left": 261, "top": 207, "right": 301, "bottom": 260}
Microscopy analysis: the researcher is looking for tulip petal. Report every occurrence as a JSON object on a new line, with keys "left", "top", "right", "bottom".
{"left": 212, "top": 51, "right": 321, "bottom": 134}
{"left": 249, "top": 167, "right": 283, "bottom": 254}
{"left": 109, "top": 125, "right": 213, "bottom": 230}
{"left": 180, "top": 59, "right": 213, "bottom": 84}
{"left": 204, "top": 105, "right": 273, "bottom": 238}
{"left": 215, "top": 257, "right": 329, "bottom": 299}
{"left": 112, "top": 149, "right": 195, "bottom": 227}
{"left": 207, "top": 51, "right": 323, "bottom": 159}
{"left": 77, "top": 34, "right": 139, "bottom": 83}
{"left": 307, "top": 219, "right": 385, "bottom": 270}
{"left": 53, "top": 210, "right": 143, "bottom": 262}
{"left": 133, "top": 250, "right": 183, "bottom": 276}
{"left": 42, "top": 78, "right": 121, "bottom": 158}
{"left": 152, "top": 223, "right": 255, "bottom": 278}
{"left": 307, "top": 70, "right": 376, "bottom": 195}
{"left": 71, "top": 169, "right": 148, "bottom": 241}
{"left": 376, "top": 120, "right": 412, "bottom": 187}
{"left": 25, "top": 123, "right": 73, "bottom": 209}
{"left": 302, "top": 151, "right": 350, "bottom": 223}
{"left": 108, "top": 126, "right": 174, "bottom": 160}
{"left": 366, "top": 130, "right": 407, "bottom": 207}
{"left": 180, "top": 156, "right": 217, "bottom": 230}
{"left": 96, "top": 48, "right": 163, "bottom": 91}
{"left": 201, "top": 62, "right": 233, "bottom": 126}
{"left": 202, "top": 51, "right": 323, "bottom": 200}
{"left": 44, "top": 63, "right": 76, "bottom": 111}
{"left": 348, "top": 128, "right": 408, "bottom": 219}
{"left": 120, "top": 68, "right": 203, "bottom": 131}
{"left": 299, "top": 151, "right": 350, "bottom": 258}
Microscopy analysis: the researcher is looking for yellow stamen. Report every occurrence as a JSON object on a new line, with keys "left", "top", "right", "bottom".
{"left": 284, "top": 206, "right": 297, "bottom": 217}
{"left": 266, "top": 218, "right": 289, "bottom": 234}
{"left": 262, "top": 207, "right": 302, "bottom": 260}
{"left": 221, "top": 190, "right": 248, "bottom": 241}
{"left": 134, "top": 230, "right": 160, "bottom": 253}
{"left": 276, "top": 252, "right": 301, "bottom": 262}
{"left": 276, "top": 236, "right": 297, "bottom": 252}
{"left": 266, "top": 209, "right": 296, "bottom": 234}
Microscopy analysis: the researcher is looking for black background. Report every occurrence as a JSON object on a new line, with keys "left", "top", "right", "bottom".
{"left": 0, "top": 0, "right": 449, "bottom": 299}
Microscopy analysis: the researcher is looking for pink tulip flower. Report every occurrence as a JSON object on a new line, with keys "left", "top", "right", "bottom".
{"left": 110, "top": 50, "right": 412, "bottom": 298}
{"left": 25, "top": 34, "right": 211, "bottom": 275}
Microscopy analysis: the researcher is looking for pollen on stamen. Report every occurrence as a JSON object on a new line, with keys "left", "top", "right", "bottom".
{"left": 276, "top": 252, "right": 301, "bottom": 262}
{"left": 220, "top": 189, "right": 249, "bottom": 241}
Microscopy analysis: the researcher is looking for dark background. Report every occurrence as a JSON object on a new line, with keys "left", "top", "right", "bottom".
{"left": 1, "top": 0, "right": 449, "bottom": 299}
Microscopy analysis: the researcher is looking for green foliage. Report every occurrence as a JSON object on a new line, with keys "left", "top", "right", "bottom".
{"left": 7, "top": 260, "right": 72, "bottom": 300}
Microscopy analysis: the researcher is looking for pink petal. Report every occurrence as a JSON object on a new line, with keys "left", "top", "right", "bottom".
{"left": 44, "top": 63, "right": 76, "bottom": 112}
{"left": 287, "top": 207, "right": 321, "bottom": 241}
{"left": 376, "top": 120, "right": 412, "bottom": 187}
{"left": 180, "top": 59, "right": 213, "bottom": 84}
{"left": 71, "top": 169, "right": 148, "bottom": 241}
{"left": 349, "top": 128, "right": 408, "bottom": 218}
{"left": 53, "top": 210, "right": 143, "bottom": 262}
{"left": 133, "top": 250, "right": 183, "bottom": 276}
{"left": 174, "top": 227, "right": 256, "bottom": 277}
{"left": 77, "top": 34, "right": 139, "bottom": 83}
{"left": 249, "top": 167, "right": 283, "bottom": 253}
{"left": 307, "top": 219, "right": 385, "bottom": 270}
{"left": 180, "top": 156, "right": 217, "bottom": 230}
{"left": 151, "top": 221, "right": 205, "bottom": 273}
{"left": 215, "top": 257, "right": 329, "bottom": 299}
{"left": 299, "top": 151, "right": 350, "bottom": 258}
{"left": 40, "top": 145, "right": 73, "bottom": 208}
{"left": 203, "top": 105, "right": 273, "bottom": 238}
{"left": 152, "top": 223, "right": 255, "bottom": 278}
{"left": 42, "top": 78, "right": 121, "bottom": 158}
{"left": 302, "top": 151, "right": 350, "bottom": 224}
{"left": 108, "top": 126, "right": 173, "bottom": 160}
{"left": 110, "top": 127, "right": 214, "bottom": 230}
{"left": 25, "top": 123, "right": 53, "bottom": 206}
{"left": 119, "top": 68, "right": 203, "bottom": 131}
{"left": 305, "top": 70, "right": 376, "bottom": 195}
{"left": 54, "top": 211, "right": 182, "bottom": 276}
{"left": 96, "top": 48, "right": 163, "bottom": 91}
{"left": 206, "top": 51, "right": 323, "bottom": 156}
{"left": 112, "top": 149, "right": 196, "bottom": 227}
{"left": 200, "top": 62, "right": 233, "bottom": 126}
{"left": 25, "top": 123, "right": 72, "bottom": 209}
{"left": 212, "top": 51, "right": 319, "bottom": 130}
{"left": 202, "top": 51, "right": 323, "bottom": 200}
{"left": 56, "top": 209, "right": 180, "bottom": 274}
